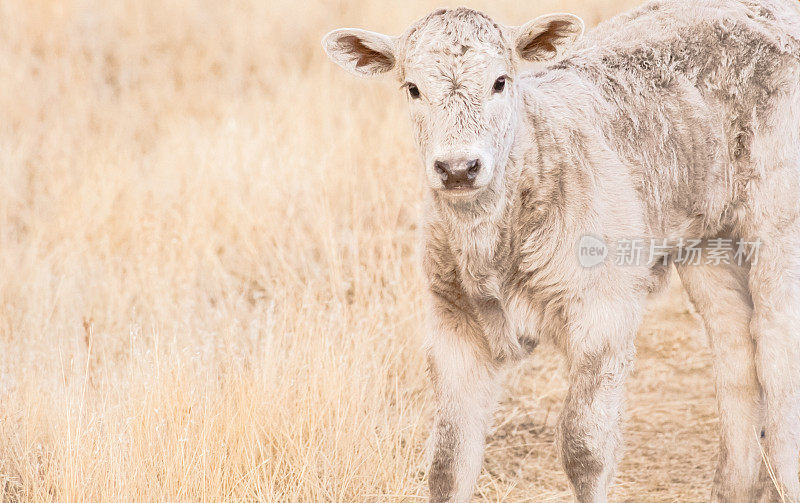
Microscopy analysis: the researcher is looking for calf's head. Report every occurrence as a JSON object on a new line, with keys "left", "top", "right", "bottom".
{"left": 323, "top": 8, "right": 583, "bottom": 197}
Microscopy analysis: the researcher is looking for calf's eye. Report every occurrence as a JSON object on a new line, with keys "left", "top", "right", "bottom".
{"left": 492, "top": 76, "right": 506, "bottom": 93}
{"left": 407, "top": 84, "right": 420, "bottom": 99}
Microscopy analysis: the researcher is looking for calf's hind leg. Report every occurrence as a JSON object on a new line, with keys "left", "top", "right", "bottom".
{"left": 747, "top": 225, "right": 800, "bottom": 502}
{"left": 676, "top": 260, "right": 763, "bottom": 502}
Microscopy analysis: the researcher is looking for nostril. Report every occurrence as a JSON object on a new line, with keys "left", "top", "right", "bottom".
{"left": 466, "top": 159, "right": 480, "bottom": 180}
{"left": 434, "top": 161, "right": 449, "bottom": 181}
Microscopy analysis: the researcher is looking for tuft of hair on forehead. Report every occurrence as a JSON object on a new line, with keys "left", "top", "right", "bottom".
{"left": 400, "top": 7, "right": 508, "bottom": 57}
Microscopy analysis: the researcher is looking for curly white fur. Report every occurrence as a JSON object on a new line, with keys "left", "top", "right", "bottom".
{"left": 323, "top": 1, "right": 800, "bottom": 501}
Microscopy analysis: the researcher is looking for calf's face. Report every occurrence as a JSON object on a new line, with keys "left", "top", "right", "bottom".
{"left": 323, "top": 9, "right": 583, "bottom": 198}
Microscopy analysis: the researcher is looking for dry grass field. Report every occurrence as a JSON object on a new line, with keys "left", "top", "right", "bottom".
{"left": 0, "top": 0, "right": 738, "bottom": 500}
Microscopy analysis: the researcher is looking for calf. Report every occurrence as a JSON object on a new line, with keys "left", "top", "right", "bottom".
{"left": 323, "top": 1, "right": 800, "bottom": 501}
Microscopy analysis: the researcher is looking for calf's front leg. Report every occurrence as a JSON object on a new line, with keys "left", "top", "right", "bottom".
{"left": 558, "top": 299, "right": 640, "bottom": 502}
{"left": 426, "top": 298, "right": 503, "bottom": 503}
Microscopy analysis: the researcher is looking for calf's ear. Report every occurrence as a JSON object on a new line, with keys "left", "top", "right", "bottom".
{"left": 512, "top": 14, "right": 584, "bottom": 63}
{"left": 322, "top": 29, "right": 397, "bottom": 78}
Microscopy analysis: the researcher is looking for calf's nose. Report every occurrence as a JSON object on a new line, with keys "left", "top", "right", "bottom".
{"left": 433, "top": 158, "right": 481, "bottom": 190}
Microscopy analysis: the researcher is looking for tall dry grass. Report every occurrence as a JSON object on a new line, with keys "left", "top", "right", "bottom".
{"left": 0, "top": 0, "right": 659, "bottom": 501}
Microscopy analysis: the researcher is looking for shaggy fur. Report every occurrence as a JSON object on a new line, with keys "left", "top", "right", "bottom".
{"left": 323, "top": 1, "right": 800, "bottom": 501}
